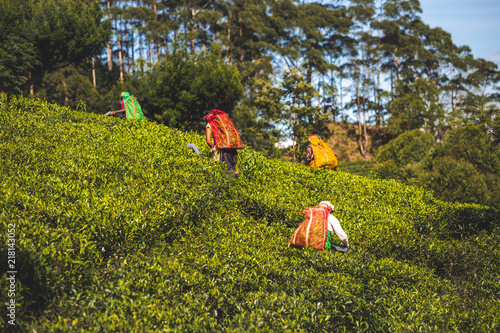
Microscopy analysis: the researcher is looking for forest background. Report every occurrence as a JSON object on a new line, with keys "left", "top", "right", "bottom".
{"left": 1, "top": 0, "right": 499, "bottom": 209}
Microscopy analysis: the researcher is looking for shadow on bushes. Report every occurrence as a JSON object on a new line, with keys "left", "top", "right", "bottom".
{"left": 431, "top": 204, "right": 499, "bottom": 239}
{"left": 0, "top": 248, "right": 52, "bottom": 321}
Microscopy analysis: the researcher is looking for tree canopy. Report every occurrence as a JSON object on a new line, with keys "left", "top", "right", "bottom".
{"left": 128, "top": 43, "right": 243, "bottom": 132}
{"left": 0, "top": 0, "right": 111, "bottom": 96}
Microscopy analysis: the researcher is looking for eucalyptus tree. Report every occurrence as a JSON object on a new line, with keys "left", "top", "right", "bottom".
{"left": 216, "top": 0, "right": 283, "bottom": 149}
{"left": 345, "top": 0, "right": 377, "bottom": 157}
{"left": 464, "top": 58, "right": 499, "bottom": 97}
{"left": 270, "top": 0, "right": 351, "bottom": 81}
{"left": 0, "top": 0, "right": 111, "bottom": 96}
{"left": 254, "top": 69, "right": 325, "bottom": 162}
{"left": 215, "top": 0, "right": 282, "bottom": 153}
{"left": 440, "top": 46, "right": 472, "bottom": 113}
{"left": 128, "top": 0, "right": 180, "bottom": 66}
{"left": 102, "top": 0, "right": 118, "bottom": 71}
{"left": 388, "top": 77, "right": 445, "bottom": 136}
{"left": 370, "top": 0, "right": 461, "bottom": 137}
{"left": 370, "top": 0, "right": 424, "bottom": 91}
{"left": 218, "top": 0, "right": 279, "bottom": 92}
{"left": 168, "top": 0, "right": 224, "bottom": 54}
{"left": 104, "top": 0, "right": 134, "bottom": 80}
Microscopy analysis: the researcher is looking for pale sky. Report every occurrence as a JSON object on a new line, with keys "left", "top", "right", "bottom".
{"left": 419, "top": 0, "right": 500, "bottom": 65}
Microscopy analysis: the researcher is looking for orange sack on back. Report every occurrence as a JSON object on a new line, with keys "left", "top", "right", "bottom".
{"left": 288, "top": 206, "right": 330, "bottom": 251}
{"left": 204, "top": 109, "right": 245, "bottom": 149}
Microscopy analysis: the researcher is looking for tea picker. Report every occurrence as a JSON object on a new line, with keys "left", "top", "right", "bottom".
{"left": 289, "top": 201, "right": 349, "bottom": 253}
{"left": 306, "top": 134, "right": 338, "bottom": 169}
{"left": 107, "top": 92, "right": 145, "bottom": 121}
{"left": 204, "top": 109, "right": 245, "bottom": 175}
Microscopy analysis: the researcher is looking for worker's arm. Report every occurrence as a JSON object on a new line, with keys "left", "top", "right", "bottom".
{"left": 206, "top": 126, "right": 214, "bottom": 148}
{"left": 305, "top": 145, "right": 314, "bottom": 164}
{"left": 111, "top": 108, "right": 125, "bottom": 115}
{"left": 328, "top": 215, "right": 349, "bottom": 247}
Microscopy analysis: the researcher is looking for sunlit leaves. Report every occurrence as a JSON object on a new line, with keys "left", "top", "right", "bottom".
{"left": 0, "top": 95, "right": 498, "bottom": 331}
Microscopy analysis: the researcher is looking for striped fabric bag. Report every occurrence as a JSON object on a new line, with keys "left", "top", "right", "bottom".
{"left": 309, "top": 135, "right": 338, "bottom": 169}
{"left": 288, "top": 206, "right": 329, "bottom": 251}
{"left": 122, "top": 92, "right": 145, "bottom": 121}
{"left": 204, "top": 109, "right": 245, "bottom": 149}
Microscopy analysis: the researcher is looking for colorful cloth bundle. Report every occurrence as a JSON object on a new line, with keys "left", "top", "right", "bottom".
{"left": 122, "top": 92, "right": 145, "bottom": 121}
{"left": 288, "top": 206, "right": 330, "bottom": 251}
{"left": 204, "top": 109, "right": 244, "bottom": 149}
{"left": 309, "top": 135, "right": 338, "bottom": 169}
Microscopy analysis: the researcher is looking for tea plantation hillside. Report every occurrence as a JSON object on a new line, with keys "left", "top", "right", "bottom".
{"left": 1, "top": 95, "right": 499, "bottom": 332}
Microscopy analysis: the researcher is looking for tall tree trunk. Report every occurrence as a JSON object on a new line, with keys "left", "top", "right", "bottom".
{"left": 376, "top": 3, "right": 382, "bottom": 127}
{"left": 339, "top": 76, "right": 344, "bottom": 121}
{"left": 62, "top": 75, "right": 69, "bottom": 107}
{"left": 29, "top": 72, "right": 34, "bottom": 96}
{"left": 393, "top": 48, "right": 400, "bottom": 97}
{"left": 362, "top": 101, "right": 368, "bottom": 158}
{"left": 92, "top": 57, "right": 97, "bottom": 87}
{"left": 107, "top": 42, "right": 113, "bottom": 72}
{"left": 293, "top": 111, "right": 297, "bottom": 162}
{"left": 226, "top": 12, "right": 231, "bottom": 61}
{"left": 356, "top": 77, "right": 367, "bottom": 157}
{"left": 106, "top": 0, "right": 113, "bottom": 72}
{"left": 155, "top": 2, "right": 160, "bottom": 60}
{"left": 239, "top": 17, "right": 243, "bottom": 62}
{"left": 131, "top": 24, "right": 135, "bottom": 73}
{"left": 118, "top": 40, "right": 124, "bottom": 82}
{"left": 124, "top": 22, "right": 130, "bottom": 73}
{"left": 451, "top": 89, "right": 455, "bottom": 112}
{"left": 191, "top": 24, "right": 196, "bottom": 54}
{"left": 139, "top": 32, "right": 143, "bottom": 62}
{"left": 190, "top": 7, "right": 197, "bottom": 54}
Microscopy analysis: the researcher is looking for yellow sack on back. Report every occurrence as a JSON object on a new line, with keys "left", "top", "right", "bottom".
{"left": 309, "top": 136, "right": 338, "bottom": 169}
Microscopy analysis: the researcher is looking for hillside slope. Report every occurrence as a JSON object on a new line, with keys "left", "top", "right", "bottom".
{"left": 1, "top": 95, "right": 499, "bottom": 332}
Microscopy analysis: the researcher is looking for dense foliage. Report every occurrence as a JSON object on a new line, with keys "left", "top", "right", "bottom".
{"left": 0, "top": 0, "right": 111, "bottom": 96}
{"left": 127, "top": 44, "right": 243, "bottom": 132}
{"left": 376, "top": 129, "right": 435, "bottom": 166}
{"left": 1, "top": 96, "right": 499, "bottom": 331}
{"left": 92, "top": 0, "right": 499, "bottom": 151}
{"left": 417, "top": 128, "right": 500, "bottom": 209}
{"left": 373, "top": 127, "right": 500, "bottom": 209}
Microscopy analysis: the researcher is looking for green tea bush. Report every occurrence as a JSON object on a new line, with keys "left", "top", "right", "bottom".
{"left": 1, "top": 94, "right": 499, "bottom": 332}
{"left": 376, "top": 129, "right": 435, "bottom": 166}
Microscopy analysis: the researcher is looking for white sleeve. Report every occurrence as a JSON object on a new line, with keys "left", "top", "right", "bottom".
{"left": 327, "top": 214, "right": 349, "bottom": 247}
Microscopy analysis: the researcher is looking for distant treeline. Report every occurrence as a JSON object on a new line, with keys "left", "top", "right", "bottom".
{"left": 1, "top": 1, "right": 499, "bottom": 208}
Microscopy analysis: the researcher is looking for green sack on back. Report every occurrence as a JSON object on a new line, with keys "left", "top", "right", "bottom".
{"left": 121, "top": 92, "right": 145, "bottom": 121}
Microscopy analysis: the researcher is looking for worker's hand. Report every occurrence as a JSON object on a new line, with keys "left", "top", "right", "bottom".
{"left": 210, "top": 147, "right": 215, "bottom": 153}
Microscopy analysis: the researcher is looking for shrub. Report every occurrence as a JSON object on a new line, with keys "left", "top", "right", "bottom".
{"left": 376, "top": 128, "right": 435, "bottom": 166}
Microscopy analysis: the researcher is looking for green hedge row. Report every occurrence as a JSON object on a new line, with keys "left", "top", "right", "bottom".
{"left": 0, "top": 95, "right": 499, "bottom": 331}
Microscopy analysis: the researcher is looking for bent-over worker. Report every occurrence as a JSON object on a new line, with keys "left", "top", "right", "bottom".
{"left": 318, "top": 201, "right": 349, "bottom": 249}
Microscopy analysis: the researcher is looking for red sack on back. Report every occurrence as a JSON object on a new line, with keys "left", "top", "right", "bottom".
{"left": 288, "top": 206, "right": 329, "bottom": 251}
{"left": 204, "top": 109, "right": 245, "bottom": 149}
